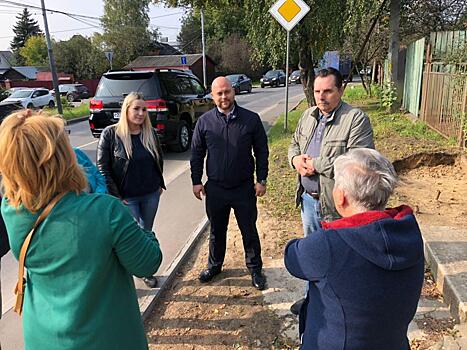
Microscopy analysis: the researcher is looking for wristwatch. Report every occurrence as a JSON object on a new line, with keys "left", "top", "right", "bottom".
{"left": 258, "top": 180, "right": 267, "bottom": 186}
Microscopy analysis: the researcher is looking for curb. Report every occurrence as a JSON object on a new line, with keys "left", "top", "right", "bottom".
{"left": 66, "top": 115, "right": 89, "bottom": 125}
{"left": 423, "top": 237, "right": 467, "bottom": 323}
{"left": 140, "top": 217, "right": 209, "bottom": 320}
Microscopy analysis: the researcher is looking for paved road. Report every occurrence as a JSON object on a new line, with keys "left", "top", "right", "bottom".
{"left": 0, "top": 84, "right": 305, "bottom": 349}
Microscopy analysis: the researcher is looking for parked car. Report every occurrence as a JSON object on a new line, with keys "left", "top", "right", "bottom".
{"left": 226, "top": 74, "right": 252, "bottom": 94}
{"left": 0, "top": 88, "right": 55, "bottom": 109}
{"left": 59, "top": 84, "right": 91, "bottom": 102}
{"left": 359, "top": 66, "right": 372, "bottom": 76}
{"left": 0, "top": 87, "right": 27, "bottom": 102}
{"left": 89, "top": 69, "right": 214, "bottom": 152}
{"left": 288, "top": 70, "right": 301, "bottom": 84}
{"left": 260, "top": 70, "right": 286, "bottom": 88}
{"left": 0, "top": 100, "right": 22, "bottom": 122}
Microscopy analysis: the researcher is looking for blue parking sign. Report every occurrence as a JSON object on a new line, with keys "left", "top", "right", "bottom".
{"left": 181, "top": 56, "right": 187, "bottom": 65}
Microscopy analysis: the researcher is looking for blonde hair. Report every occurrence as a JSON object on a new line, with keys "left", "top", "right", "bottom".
{"left": 116, "top": 92, "right": 159, "bottom": 159}
{"left": 0, "top": 110, "right": 86, "bottom": 212}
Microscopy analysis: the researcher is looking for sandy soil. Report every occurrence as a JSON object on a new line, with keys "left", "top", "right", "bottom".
{"left": 144, "top": 153, "right": 466, "bottom": 349}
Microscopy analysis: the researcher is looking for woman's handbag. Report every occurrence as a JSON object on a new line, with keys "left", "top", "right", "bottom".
{"left": 14, "top": 192, "right": 66, "bottom": 315}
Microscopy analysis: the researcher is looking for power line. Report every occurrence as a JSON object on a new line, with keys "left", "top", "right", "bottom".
{"left": 0, "top": 26, "right": 99, "bottom": 39}
{"left": 0, "top": 0, "right": 100, "bottom": 20}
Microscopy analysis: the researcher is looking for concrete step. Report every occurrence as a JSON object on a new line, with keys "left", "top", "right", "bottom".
{"left": 421, "top": 225, "right": 467, "bottom": 323}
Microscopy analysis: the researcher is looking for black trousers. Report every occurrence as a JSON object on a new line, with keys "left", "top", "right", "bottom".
{"left": 205, "top": 180, "right": 263, "bottom": 273}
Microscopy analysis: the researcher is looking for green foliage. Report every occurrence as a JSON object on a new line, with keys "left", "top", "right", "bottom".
{"left": 19, "top": 35, "right": 48, "bottom": 66}
{"left": 380, "top": 81, "right": 397, "bottom": 109}
{"left": 10, "top": 8, "right": 42, "bottom": 64}
{"left": 44, "top": 102, "right": 90, "bottom": 121}
{"left": 101, "top": 0, "right": 152, "bottom": 68}
{"left": 54, "top": 35, "right": 108, "bottom": 80}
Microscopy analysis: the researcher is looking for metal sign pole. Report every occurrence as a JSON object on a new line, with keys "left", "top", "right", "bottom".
{"left": 285, "top": 30, "right": 290, "bottom": 131}
{"left": 201, "top": 9, "right": 207, "bottom": 87}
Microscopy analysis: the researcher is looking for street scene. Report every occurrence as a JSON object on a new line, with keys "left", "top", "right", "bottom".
{"left": 0, "top": 0, "right": 466, "bottom": 350}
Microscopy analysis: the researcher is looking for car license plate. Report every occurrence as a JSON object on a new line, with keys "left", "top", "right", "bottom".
{"left": 113, "top": 112, "right": 120, "bottom": 119}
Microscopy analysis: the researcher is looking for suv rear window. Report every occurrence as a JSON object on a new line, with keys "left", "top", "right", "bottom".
{"left": 95, "top": 72, "right": 160, "bottom": 98}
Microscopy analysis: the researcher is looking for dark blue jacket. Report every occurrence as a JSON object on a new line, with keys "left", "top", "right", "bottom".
{"left": 0, "top": 202, "right": 9, "bottom": 258}
{"left": 190, "top": 104, "right": 269, "bottom": 188}
{"left": 285, "top": 206, "right": 424, "bottom": 350}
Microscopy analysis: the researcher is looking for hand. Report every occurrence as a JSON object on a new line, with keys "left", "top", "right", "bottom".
{"left": 255, "top": 183, "right": 267, "bottom": 197}
{"left": 192, "top": 184, "right": 205, "bottom": 200}
{"left": 122, "top": 199, "right": 129, "bottom": 205}
{"left": 292, "top": 154, "right": 314, "bottom": 176}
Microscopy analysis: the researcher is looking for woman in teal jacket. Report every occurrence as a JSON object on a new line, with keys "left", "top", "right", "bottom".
{"left": 0, "top": 111, "right": 162, "bottom": 350}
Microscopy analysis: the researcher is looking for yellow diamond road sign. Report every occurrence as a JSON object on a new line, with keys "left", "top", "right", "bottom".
{"left": 269, "top": 0, "right": 310, "bottom": 31}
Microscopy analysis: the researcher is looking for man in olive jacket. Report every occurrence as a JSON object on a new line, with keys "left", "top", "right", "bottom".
{"left": 288, "top": 68, "right": 374, "bottom": 312}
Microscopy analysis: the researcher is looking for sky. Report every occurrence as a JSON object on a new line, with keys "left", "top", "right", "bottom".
{"left": 0, "top": 0, "right": 187, "bottom": 51}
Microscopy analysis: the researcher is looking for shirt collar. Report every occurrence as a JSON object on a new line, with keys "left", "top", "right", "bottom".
{"left": 317, "top": 100, "right": 342, "bottom": 122}
{"left": 216, "top": 103, "right": 237, "bottom": 119}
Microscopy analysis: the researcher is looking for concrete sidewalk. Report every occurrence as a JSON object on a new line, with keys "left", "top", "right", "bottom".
{"left": 407, "top": 225, "right": 467, "bottom": 348}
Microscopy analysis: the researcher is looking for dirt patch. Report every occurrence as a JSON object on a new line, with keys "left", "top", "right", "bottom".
{"left": 145, "top": 208, "right": 303, "bottom": 350}
{"left": 392, "top": 153, "right": 467, "bottom": 228}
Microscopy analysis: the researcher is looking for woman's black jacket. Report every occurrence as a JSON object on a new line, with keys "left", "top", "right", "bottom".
{"left": 96, "top": 125, "right": 165, "bottom": 198}
{"left": 0, "top": 202, "right": 10, "bottom": 258}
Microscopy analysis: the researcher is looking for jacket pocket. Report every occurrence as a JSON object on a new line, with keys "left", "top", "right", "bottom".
{"left": 322, "top": 140, "right": 347, "bottom": 157}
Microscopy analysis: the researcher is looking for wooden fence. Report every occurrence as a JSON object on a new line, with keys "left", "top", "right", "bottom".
{"left": 418, "top": 31, "right": 467, "bottom": 147}
{"left": 420, "top": 68, "right": 466, "bottom": 146}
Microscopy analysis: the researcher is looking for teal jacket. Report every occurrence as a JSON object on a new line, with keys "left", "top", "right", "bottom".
{"left": 2, "top": 192, "right": 162, "bottom": 350}
{"left": 74, "top": 148, "right": 108, "bottom": 194}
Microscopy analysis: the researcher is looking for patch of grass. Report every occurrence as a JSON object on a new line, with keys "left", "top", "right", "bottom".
{"left": 43, "top": 102, "right": 89, "bottom": 121}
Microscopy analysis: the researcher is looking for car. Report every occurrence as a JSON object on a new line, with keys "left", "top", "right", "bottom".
{"left": 359, "top": 66, "right": 372, "bottom": 76}
{"left": 58, "top": 84, "right": 91, "bottom": 102}
{"left": 0, "top": 87, "right": 28, "bottom": 102}
{"left": 288, "top": 70, "right": 301, "bottom": 84}
{"left": 260, "top": 70, "right": 286, "bottom": 88}
{"left": 226, "top": 74, "right": 252, "bottom": 94}
{"left": 89, "top": 69, "right": 215, "bottom": 152}
{"left": 0, "top": 100, "right": 22, "bottom": 122}
{"left": 0, "top": 88, "right": 55, "bottom": 109}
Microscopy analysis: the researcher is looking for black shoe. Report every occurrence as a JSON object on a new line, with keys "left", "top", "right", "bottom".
{"left": 290, "top": 298, "right": 305, "bottom": 315}
{"left": 142, "top": 276, "right": 158, "bottom": 288}
{"left": 198, "top": 268, "right": 221, "bottom": 283}
{"left": 251, "top": 271, "right": 266, "bottom": 290}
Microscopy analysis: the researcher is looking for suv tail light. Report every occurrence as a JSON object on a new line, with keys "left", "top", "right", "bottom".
{"left": 156, "top": 123, "right": 165, "bottom": 130}
{"left": 90, "top": 99, "right": 103, "bottom": 111}
{"left": 146, "top": 99, "right": 168, "bottom": 112}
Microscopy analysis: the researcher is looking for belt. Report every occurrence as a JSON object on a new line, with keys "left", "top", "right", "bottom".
{"left": 306, "top": 191, "right": 319, "bottom": 200}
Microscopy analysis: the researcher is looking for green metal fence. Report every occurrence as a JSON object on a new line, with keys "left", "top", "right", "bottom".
{"left": 403, "top": 38, "right": 425, "bottom": 117}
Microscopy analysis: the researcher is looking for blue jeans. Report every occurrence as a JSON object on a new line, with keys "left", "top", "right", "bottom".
{"left": 300, "top": 192, "right": 322, "bottom": 237}
{"left": 124, "top": 191, "right": 160, "bottom": 231}
{"left": 300, "top": 192, "right": 322, "bottom": 296}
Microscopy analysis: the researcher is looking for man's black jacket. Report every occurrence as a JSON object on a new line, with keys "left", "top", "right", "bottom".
{"left": 190, "top": 104, "right": 269, "bottom": 188}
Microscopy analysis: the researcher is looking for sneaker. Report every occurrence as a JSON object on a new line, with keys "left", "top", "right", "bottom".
{"left": 142, "top": 276, "right": 158, "bottom": 288}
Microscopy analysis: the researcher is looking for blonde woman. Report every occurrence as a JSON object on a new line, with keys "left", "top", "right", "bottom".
{"left": 0, "top": 111, "right": 162, "bottom": 350}
{"left": 97, "top": 92, "right": 165, "bottom": 288}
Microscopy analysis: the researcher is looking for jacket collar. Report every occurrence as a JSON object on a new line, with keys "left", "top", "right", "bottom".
{"left": 321, "top": 205, "right": 414, "bottom": 230}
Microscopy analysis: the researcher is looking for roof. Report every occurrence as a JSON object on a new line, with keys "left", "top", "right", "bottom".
{"left": 11, "top": 66, "right": 38, "bottom": 80}
{"left": 36, "top": 71, "right": 73, "bottom": 81}
{"left": 0, "top": 51, "right": 15, "bottom": 66}
{"left": 125, "top": 54, "right": 215, "bottom": 69}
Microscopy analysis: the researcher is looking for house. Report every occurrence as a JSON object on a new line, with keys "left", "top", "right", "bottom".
{"left": 0, "top": 51, "right": 41, "bottom": 81}
{"left": 125, "top": 54, "right": 216, "bottom": 87}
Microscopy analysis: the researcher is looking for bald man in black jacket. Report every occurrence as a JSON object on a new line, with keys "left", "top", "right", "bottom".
{"left": 190, "top": 77, "right": 269, "bottom": 290}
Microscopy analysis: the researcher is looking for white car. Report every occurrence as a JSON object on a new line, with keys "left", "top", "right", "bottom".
{"left": 1, "top": 88, "right": 55, "bottom": 109}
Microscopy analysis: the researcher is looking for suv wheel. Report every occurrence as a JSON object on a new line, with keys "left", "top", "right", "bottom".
{"left": 67, "top": 94, "right": 74, "bottom": 102}
{"left": 27, "top": 103, "right": 33, "bottom": 109}
{"left": 247, "top": 85, "right": 252, "bottom": 93}
{"left": 172, "top": 120, "right": 191, "bottom": 152}
{"left": 48, "top": 100, "right": 55, "bottom": 108}
{"left": 261, "top": 83, "right": 265, "bottom": 88}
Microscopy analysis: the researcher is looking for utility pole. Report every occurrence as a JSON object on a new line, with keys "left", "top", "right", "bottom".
{"left": 201, "top": 9, "right": 207, "bottom": 88}
{"left": 41, "top": 0, "right": 63, "bottom": 115}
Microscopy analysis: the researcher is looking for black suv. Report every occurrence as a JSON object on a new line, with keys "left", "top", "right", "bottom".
{"left": 89, "top": 69, "right": 214, "bottom": 152}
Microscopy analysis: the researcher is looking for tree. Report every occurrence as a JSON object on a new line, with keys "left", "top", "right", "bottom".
{"left": 159, "top": 0, "right": 346, "bottom": 105}
{"left": 19, "top": 35, "right": 48, "bottom": 66}
{"left": 10, "top": 8, "right": 43, "bottom": 65}
{"left": 101, "top": 0, "right": 152, "bottom": 68}
{"left": 54, "top": 35, "right": 108, "bottom": 80}
{"left": 178, "top": 11, "right": 202, "bottom": 53}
